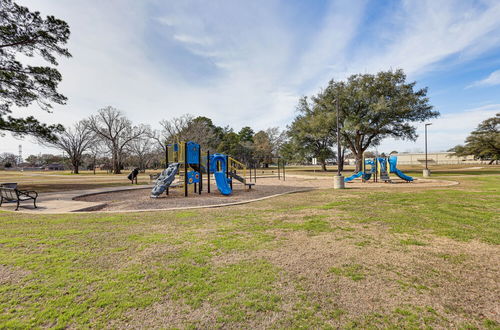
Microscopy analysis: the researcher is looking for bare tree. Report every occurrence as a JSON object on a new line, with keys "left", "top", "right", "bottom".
{"left": 87, "top": 106, "right": 148, "bottom": 174}
{"left": 150, "top": 129, "right": 169, "bottom": 156}
{"left": 87, "top": 142, "right": 103, "bottom": 175}
{"left": 0, "top": 152, "right": 18, "bottom": 168}
{"left": 39, "top": 120, "right": 94, "bottom": 173}
{"left": 153, "top": 114, "right": 217, "bottom": 151}
{"left": 266, "top": 127, "right": 287, "bottom": 157}
{"left": 127, "top": 135, "right": 154, "bottom": 172}
{"left": 149, "top": 116, "right": 192, "bottom": 156}
{"left": 159, "top": 114, "right": 193, "bottom": 144}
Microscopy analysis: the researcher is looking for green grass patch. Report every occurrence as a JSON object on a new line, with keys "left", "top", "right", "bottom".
{"left": 277, "top": 215, "right": 333, "bottom": 234}
{"left": 437, "top": 253, "right": 468, "bottom": 264}
{"left": 175, "top": 211, "right": 198, "bottom": 218}
{"left": 0, "top": 174, "right": 498, "bottom": 328}
{"left": 400, "top": 238, "right": 428, "bottom": 246}
{"left": 329, "top": 264, "right": 366, "bottom": 281}
{"left": 354, "top": 240, "right": 371, "bottom": 247}
{"left": 328, "top": 176, "right": 500, "bottom": 244}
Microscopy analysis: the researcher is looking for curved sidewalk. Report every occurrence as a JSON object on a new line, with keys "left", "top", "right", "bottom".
{"left": 1, "top": 184, "right": 152, "bottom": 214}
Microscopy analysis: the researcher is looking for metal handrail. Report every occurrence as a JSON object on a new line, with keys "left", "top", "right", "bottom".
{"left": 228, "top": 157, "right": 247, "bottom": 179}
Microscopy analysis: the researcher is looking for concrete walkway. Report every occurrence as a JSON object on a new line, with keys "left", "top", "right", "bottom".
{"left": 1, "top": 184, "right": 152, "bottom": 214}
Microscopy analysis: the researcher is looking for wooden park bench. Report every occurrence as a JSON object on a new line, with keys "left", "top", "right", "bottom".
{"left": 0, "top": 187, "right": 38, "bottom": 211}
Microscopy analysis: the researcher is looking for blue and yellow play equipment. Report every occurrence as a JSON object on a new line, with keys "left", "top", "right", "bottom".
{"left": 344, "top": 155, "right": 413, "bottom": 183}
{"left": 209, "top": 153, "right": 232, "bottom": 195}
{"left": 151, "top": 141, "right": 255, "bottom": 198}
{"left": 388, "top": 155, "right": 413, "bottom": 182}
{"left": 344, "top": 158, "right": 376, "bottom": 182}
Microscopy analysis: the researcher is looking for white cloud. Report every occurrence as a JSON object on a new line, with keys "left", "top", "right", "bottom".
{"left": 172, "top": 34, "right": 214, "bottom": 46}
{"left": 341, "top": 0, "right": 500, "bottom": 78}
{"left": 377, "top": 104, "right": 500, "bottom": 153}
{"left": 467, "top": 70, "right": 500, "bottom": 88}
{"left": 290, "top": 0, "right": 367, "bottom": 91}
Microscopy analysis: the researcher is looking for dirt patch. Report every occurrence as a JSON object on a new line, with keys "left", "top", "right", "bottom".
{"left": 75, "top": 180, "right": 312, "bottom": 211}
{"left": 247, "top": 226, "right": 500, "bottom": 326}
{"left": 344, "top": 177, "right": 458, "bottom": 189}
{"left": 0, "top": 264, "right": 32, "bottom": 285}
{"left": 74, "top": 176, "right": 457, "bottom": 212}
{"left": 108, "top": 220, "right": 499, "bottom": 328}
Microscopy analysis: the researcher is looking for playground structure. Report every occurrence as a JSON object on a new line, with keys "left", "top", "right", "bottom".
{"left": 344, "top": 155, "right": 413, "bottom": 183}
{"left": 150, "top": 141, "right": 255, "bottom": 198}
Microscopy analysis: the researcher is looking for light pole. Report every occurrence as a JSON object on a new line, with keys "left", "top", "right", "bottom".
{"left": 423, "top": 123, "right": 432, "bottom": 177}
{"left": 333, "top": 96, "right": 345, "bottom": 189}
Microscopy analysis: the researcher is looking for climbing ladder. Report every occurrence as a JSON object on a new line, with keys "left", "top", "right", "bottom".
{"left": 228, "top": 157, "right": 254, "bottom": 189}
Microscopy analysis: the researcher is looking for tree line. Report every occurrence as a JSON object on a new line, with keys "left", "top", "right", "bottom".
{"left": 34, "top": 107, "right": 287, "bottom": 174}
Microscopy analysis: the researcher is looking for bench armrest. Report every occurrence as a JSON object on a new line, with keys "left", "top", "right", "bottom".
{"left": 18, "top": 190, "right": 38, "bottom": 198}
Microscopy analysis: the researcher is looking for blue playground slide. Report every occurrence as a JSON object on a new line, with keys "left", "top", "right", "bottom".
{"left": 388, "top": 156, "right": 413, "bottom": 182}
{"left": 344, "top": 171, "right": 363, "bottom": 182}
{"left": 344, "top": 159, "right": 376, "bottom": 182}
{"left": 210, "top": 153, "right": 232, "bottom": 195}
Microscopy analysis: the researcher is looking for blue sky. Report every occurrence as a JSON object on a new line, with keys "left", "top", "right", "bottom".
{"left": 3, "top": 0, "right": 500, "bottom": 156}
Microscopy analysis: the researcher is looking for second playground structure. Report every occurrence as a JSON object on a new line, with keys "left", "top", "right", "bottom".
{"left": 150, "top": 141, "right": 255, "bottom": 198}
{"left": 344, "top": 156, "right": 413, "bottom": 183}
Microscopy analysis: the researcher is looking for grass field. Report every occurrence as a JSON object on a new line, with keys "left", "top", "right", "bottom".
{"left": 0, "top": 168, "right": 499, "bottom": 328}
{"left": 0, "top": 170, "right": 152, "bottom": 192}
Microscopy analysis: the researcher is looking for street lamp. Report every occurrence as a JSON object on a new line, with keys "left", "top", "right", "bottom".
{"left": 333, "top": 96, "right": 345, "bottom": 189}
{"left": 423, "top": 123, "right": 432, "bottom": 177}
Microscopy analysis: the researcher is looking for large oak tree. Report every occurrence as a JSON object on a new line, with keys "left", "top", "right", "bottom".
{"left": 315, "top": 69, "right": 438, "bottom": 171}
{"left": 287, "top": 97, "right": 336, "bottom": 171}
{"left": 1, "top": 0, "right": 71, "bottom": 140}
{"left": 450, "top": 113, "right": 499, "bottom": 164}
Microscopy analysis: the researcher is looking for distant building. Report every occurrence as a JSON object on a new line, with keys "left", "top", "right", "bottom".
{"left": 395, "top": 152, "right": 487, "bottom": 165}
{"left": 44, "top": 163, "right": 65, "bottom": 171}
{"left": 11, "top": 163, "right": 43, "bottom": 171}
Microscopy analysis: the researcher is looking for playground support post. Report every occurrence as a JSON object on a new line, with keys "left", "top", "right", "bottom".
{"left": 198, "top": 146, "right": 202, "bottom": 195}
{"left": 253, "top": 162, "right": 257, "bottom": 183}
{"left": 184, "top": 143, "right": 188, "bottom": 197}
{"left": 165, "top": 143, "right": 168, "bottom": 169}
{"left": 226, "top": 155, "right": 232, "bottom": 190}
{"left": 283, "top": 159, "right": 285, "bottom": 181}
{"left": 207, "top": 150, "right": 210, "bottom": 194}
{"left": 424, "top": 123, "right": 432, "bottom": 177}
{"left": 361, "top": 154, "right": 365, "bottom": 183}
{"left": 166, "top": 144, "right": 169, "bottom": 195}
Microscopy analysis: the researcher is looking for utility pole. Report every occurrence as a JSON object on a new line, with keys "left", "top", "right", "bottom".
{"left": 333, "top": 95, "right": 345, "bottom": 189}
{"left": 423, "top": 123, "right": 432, "bottom": 177}
{"left": 336, "top": 99, "right": 341, "bottom": 176}
{"left": 18, "top": 144, "right": 22, "bottom": 165}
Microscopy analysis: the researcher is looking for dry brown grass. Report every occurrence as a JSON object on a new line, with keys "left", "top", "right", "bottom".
{"left": 0, "top": 174, "right": 498, "bottom": 328}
